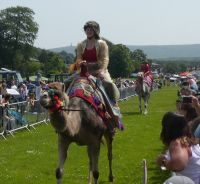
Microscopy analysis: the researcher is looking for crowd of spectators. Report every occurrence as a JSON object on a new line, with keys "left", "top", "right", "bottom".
{"left": 157, "top": 75, "right": 200, "bottom": 184}
{"left": 0, "top": 79, "right": 50, "bottom": 104}
{"left": 0, "top": 79, "right": 50, "bottom": 132}
{"left": 115, "top": 78, "right": 135, "bottom": 88}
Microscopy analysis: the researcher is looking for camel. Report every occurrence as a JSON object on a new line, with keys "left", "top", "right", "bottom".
{"left": 135, "top": 72, "right": 151, "bottom": 115}
{"left": 39, "top": 81, "right": 115, "bottom": 184}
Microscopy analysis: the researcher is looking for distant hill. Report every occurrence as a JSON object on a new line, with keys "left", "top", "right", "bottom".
{"left": 50, "top": 44, "right": 200, "bottom": 60}
{"left": 50, "top": 45, "right": 76, "bottom": 55}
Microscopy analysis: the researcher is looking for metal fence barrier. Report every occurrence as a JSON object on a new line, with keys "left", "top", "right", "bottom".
{"left": 0, "top": 86, "right": 137, "bottom": 140}
{"left": 0, "top": 100, "right": 49, "bottom": 139}
{"left": 119, "top": 86, "right": 137, "bottom": 101}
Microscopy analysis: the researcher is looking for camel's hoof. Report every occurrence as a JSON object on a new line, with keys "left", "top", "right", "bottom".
{"left": 109, "top": 175, "right": 114, "bottom": 182}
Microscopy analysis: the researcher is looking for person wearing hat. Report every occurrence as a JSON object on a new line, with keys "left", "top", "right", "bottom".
{"left": 140, "top": 59, "right": 153, "bottom": 90}
{"left": 76, "top": 21, "right": 119, "bottom": 97}
{"left": 140, "top": 60, "right": 151, "bottom": 77}
{"left": 67, "top": 21, "right": 123, "bottom": 129}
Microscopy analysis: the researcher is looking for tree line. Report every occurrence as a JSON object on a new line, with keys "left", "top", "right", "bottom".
{"left": 0, "top": 6, "right": 198, "bottom": 80}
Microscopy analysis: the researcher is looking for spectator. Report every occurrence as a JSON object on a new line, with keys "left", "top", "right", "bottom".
{"left": 35, "top": 81, "right": 42, "bottom": 100}
{"left": 192, "top": 96, "right": 200, "bottom": 116}
{"left": 10, "top": 80, "right": 17, "bottom": 90}
{"left": 27, "top": 93, "right": 36, "bottom": 112}
{"left": 179, "top": 102, "right": 198, "bottom": 123}
{"left": 179, "top": 81, "right": 196, "bottom": 96}
{"left": 1, "top": 94, "right": 15, "bottom": 130}
{"left": 1, "top": 82, "right": 7, "bottom": 97}
{"left": 188, "top": 76, "right": 198, "bottom": 91}
{"left": 189, "top": 116, "right": 200, "bottom": 140}
{"left": 18, "top": 83, "right": 28, "bottom": 101}
{"left": 40, "top": 81, "right": 49, "bottom": 92}
{"left": 156, "top": 112, "right": 200, "bottom": 184}
{"left": 176, "top": 99, "right": 182, "bottom": 114}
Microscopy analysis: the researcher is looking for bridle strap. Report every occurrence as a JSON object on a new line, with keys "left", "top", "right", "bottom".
{"left": 60, "top": 107, "right": 85, "bottom": 111}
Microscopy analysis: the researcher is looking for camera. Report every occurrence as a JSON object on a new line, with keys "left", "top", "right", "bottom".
{"left": 182, "top": 96, "right": 192, "bottom": 103}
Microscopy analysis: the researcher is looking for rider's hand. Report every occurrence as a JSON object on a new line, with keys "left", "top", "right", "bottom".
{"left": 98, "top": 70, "right": 105, "bottom": 80}
{"left": 75, "top": 59, "right": 86, "bottom": 69}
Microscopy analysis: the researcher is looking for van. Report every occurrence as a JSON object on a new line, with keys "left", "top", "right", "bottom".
{"left": 0, "top": 68, "right": 23, "bottom": 85}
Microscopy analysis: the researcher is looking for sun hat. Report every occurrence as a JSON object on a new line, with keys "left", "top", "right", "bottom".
{"left": 83, "top": 21, "right": 100, "bottom": 39}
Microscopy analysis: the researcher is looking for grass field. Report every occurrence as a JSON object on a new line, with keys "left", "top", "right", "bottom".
{"left": 0, "top": 86, "right": 178, "bottom": 184}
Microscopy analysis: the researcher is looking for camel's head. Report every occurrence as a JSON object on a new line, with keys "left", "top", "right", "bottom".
{"left": 40, "top": 82, "right": 68, "bottom": 112}
{"left": 137, "top": 72, "right": 144, "bottom": 83}
{"left": 137, "top": 72, "right": 144, "bottom": 78}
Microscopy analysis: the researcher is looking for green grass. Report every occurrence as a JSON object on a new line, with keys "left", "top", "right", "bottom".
{"left": 0, "top": 86, "right": 178, "bottom": 184}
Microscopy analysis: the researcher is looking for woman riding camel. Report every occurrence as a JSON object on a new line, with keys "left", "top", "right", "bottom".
{"left": 68, "top": 21, "right": 123, "bottom": 129}
{"left": 140, "top": 59, "right": 153, "bottom": 90}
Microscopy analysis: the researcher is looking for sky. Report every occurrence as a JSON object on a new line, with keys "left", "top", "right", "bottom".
{"left": 1, "top": 0, "right": 200, "bottom": 49}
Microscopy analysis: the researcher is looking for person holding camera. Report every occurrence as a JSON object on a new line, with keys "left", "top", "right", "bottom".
{"left": 180, "top": 97, "right": 198, "bottom": 123}
{"left": 179, "top": 81, "right": 196, "bottom": 97}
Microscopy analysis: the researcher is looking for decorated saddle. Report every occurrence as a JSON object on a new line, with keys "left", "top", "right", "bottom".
{"left": 68, "top": 76, "right": 109, "bottom": 123}
{"left": 143, "top": 75, "right": 153, "bottom": 87}
{"left": 67, "top": 75, "right": 123, "bottom": 131}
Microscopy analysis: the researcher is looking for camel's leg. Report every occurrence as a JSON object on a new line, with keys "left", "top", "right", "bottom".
{"left": 144, "top": 93, "right": 150, "bottom": 115}
{"left": 55, "top": 134, "right": 70, "bottom": 184}
{"left": 144, "top": 97, "right": 148, "bottom": 115}
{"left": 87, "top": 146, "right": 93, "bottom": 184}
{"left": 104, "top": 133, "right": 114, "bottom": 182}
{"left": 138, "top": 96, "right": 142, "bottom": 114}
{"left": 88, "top": 143, "right": 101, "bottom": 184}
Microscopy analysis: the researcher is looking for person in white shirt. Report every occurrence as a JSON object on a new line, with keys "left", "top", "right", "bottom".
{"left": 10, "top": 80, "right": 17, "bottom": 90}
{"left": 156, "top": 112, "right": 200, "bottom": 184}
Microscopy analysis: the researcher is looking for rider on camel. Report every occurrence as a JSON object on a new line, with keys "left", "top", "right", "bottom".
{"left": 140, "top": 59, "right": 153, "bottom": 90}
{"left": 67, "top": 21, "right": 123, "bottom": 130}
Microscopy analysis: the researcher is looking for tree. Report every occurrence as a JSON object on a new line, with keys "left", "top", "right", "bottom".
{"left": 109, "top": 44, "right": 134, "bottom": 78}
{"left": 24, "top": 59, "right": 42, "bottom": 76}
{"left": 163, "top": 62, "right": 179, "bottom": 74}
{"left": 131, "top": 49, "right": 147, "bottom": 72}
{"left": 38, "top": 50, "right": 66, "bottom": 76}
{"left": 45, "top": 54, "right": 66, "bottom": 74}
{"left": 0, "top": 6, "right": 38, "bottom": 70}
{"left": 131, "top": 49, "right": 147, "bottom": 63}
{"left": 58, "top": 51, "right": 75, "bottom": 64}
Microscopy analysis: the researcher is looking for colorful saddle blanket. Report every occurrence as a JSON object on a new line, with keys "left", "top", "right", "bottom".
{"left": 143, "top": 75, "right": 153, "bottom": 87}
{"left": 68, "top": 77, "right": 108, "bottom": 123}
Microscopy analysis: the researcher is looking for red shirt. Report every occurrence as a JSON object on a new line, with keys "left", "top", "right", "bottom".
{"left": 140, "top": 63, "right": 151, "bottom": 74}
{"left": 82, "top": 47, "right": 97, "bottom": 63}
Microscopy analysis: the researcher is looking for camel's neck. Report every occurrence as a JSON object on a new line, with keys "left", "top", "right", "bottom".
{"left": 49, "top": 99, "right": 81, "bottom": 136}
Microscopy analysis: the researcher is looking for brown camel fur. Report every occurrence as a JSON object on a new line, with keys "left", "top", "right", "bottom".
{"left": 40, "top": 82, "right": 114, "bottom": 184}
